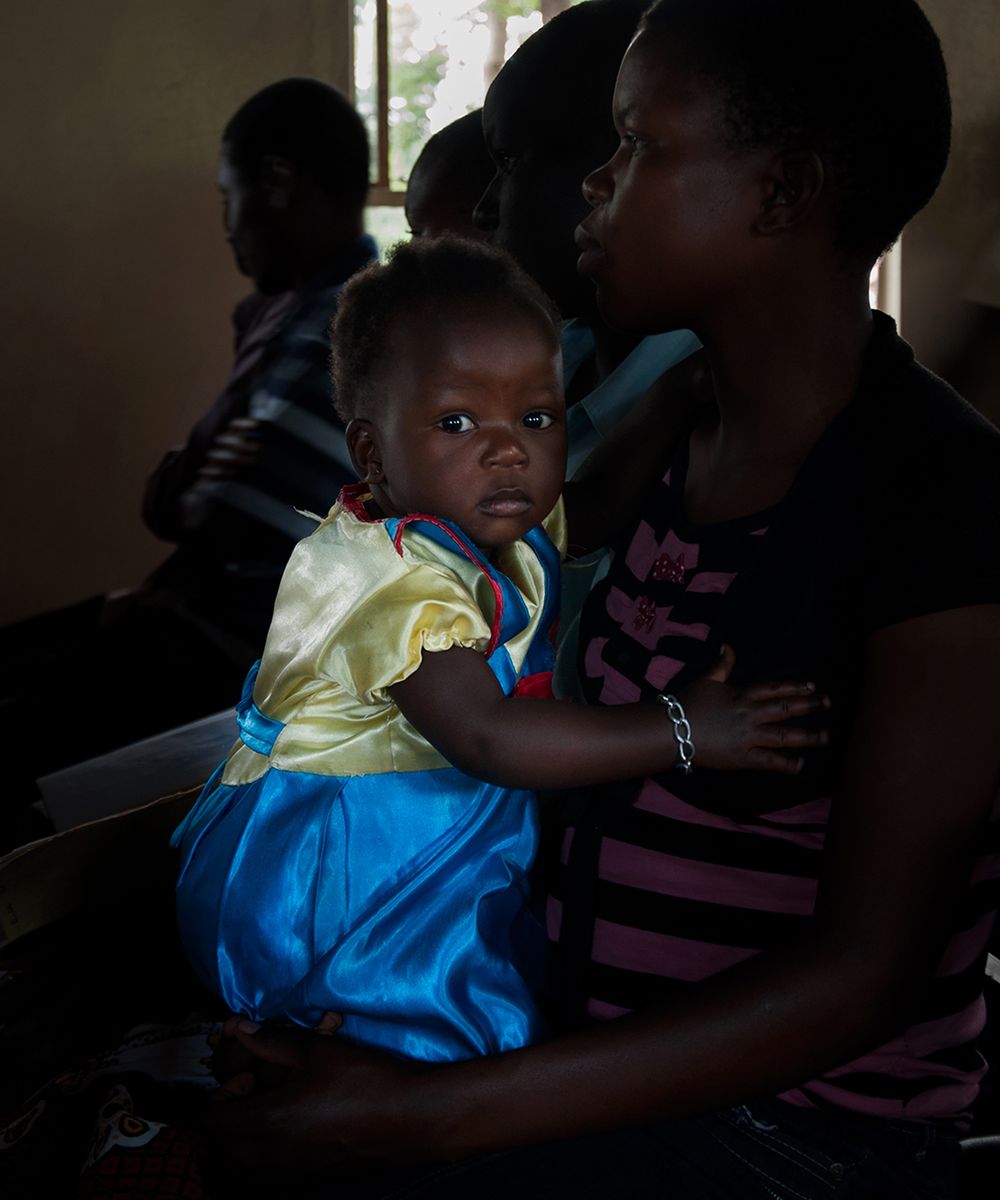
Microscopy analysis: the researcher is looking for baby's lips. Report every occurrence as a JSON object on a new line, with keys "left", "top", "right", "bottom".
{"left": 477, "top": 488, "right": 532, "bottom": 516}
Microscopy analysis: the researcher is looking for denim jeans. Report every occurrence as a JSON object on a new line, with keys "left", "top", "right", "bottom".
{"left": 376, "top": 1098, "right": 960, "bottom": 1200}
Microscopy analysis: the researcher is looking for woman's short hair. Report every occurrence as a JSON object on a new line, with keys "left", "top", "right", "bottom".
{"left": 641, "top": 0, "right": 951, "bottom": 261}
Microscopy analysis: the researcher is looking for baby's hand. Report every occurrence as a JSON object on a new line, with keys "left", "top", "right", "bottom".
{"left": 678, "top": 645, "right": 829, "bottom": 774}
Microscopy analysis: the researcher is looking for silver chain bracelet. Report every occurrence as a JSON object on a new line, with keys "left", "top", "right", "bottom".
{"left": 656, "top": 693, "right": 695, "bottom": 773}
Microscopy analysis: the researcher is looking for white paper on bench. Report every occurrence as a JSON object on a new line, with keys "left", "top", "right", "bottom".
{"left": 36, "top": 710, "right": 235, "bottom": 832}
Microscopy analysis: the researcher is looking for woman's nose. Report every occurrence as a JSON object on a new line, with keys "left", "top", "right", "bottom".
{"left": 582, "top": 157, "right": 614, "bottom": 209}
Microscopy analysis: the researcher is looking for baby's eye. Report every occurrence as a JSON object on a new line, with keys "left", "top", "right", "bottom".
{"left": 438, "top": 413, "right": 475, "bottom": 433}
{"left": 522, "top": 411, "right": 555, "bottom": 430}
{"left": 494, "top": 151, "right": 517, "bottom": 175}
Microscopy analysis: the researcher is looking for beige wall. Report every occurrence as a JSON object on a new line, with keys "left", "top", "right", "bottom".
{"left": 901, "top": 0, "right": 1000, "bottom": 369}
{"left": 0, "top": 0, "right": 352, "bottom": 624}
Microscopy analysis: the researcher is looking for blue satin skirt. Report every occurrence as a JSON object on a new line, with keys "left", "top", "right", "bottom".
{"left": 172, "top": 766, "right": 546, "bottom": 1063}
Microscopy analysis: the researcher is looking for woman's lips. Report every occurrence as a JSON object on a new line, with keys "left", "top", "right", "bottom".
{"left": 575, "top": 224, "right": 604, "bottom": 276}
{"left": 477, "top": 488, "right": 532, "bottom": 517}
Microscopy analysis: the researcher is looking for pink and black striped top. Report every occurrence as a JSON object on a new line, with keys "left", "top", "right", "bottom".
{"left": 549, "top": 441, "right": 1000, "bottom": 1128}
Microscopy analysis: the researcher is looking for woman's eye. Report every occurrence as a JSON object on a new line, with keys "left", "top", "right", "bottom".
{"left": 495, "top": 151, "right": 517, "bottom": 175}
{"left": 522, "top": 411, "right": 554, "bottom": 430}
{"left": 438, "top": 413, "right": 475, "bottom": 433}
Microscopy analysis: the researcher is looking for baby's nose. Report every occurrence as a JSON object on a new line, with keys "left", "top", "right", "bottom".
{"left": 482, "top": 427, "right": 528, "bottom": 465}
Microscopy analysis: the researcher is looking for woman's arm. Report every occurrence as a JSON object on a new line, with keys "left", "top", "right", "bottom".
{"left": 413, "top": 603, "right": 1000, "bottom": 1152}
{"left": 201, "top": 604, "right": 1000, "bottom": 1174}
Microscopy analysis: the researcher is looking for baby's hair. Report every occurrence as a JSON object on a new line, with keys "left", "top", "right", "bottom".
{"left": 641, "top": 0, "right": 950, "bottom": 262}
{"left": 331, "top": 237, "right": 560, "bottom": 423}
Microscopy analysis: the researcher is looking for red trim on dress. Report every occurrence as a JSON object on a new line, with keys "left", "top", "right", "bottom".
{"left": 513, "top": 671, "right": 554, "bottom": 700}
{"left": 336, "top": 487, "right": 508, "bottom": 660}
{"left": 389, "top": 513, "right": 505, "bottom": 659}
{"left": 338, "top": 481, "right": 376, "bottom": 522}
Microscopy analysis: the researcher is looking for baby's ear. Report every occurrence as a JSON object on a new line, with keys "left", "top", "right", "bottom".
{"left": 346, "top": 419, "right": 384, "bottom": 483}
{"left": 754, "top": 149, "right": 825, "bottom": 237}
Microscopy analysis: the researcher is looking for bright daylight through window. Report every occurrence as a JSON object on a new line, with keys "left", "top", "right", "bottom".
{"left": 354, "top": 1, "right": 582, "bottom": 249}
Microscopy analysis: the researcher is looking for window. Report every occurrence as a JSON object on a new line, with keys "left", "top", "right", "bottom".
{"left": 353, "top": 1, "right": 581, "bottom": 248}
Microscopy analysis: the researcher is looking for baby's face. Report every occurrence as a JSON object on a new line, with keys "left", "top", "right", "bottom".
{"left": 363, "top": 300, "right": 566, "bottom": 550}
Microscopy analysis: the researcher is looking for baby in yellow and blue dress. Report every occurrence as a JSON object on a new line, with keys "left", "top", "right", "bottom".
{"left": 172, "top": 237, "right": 826, "bottom": 1063}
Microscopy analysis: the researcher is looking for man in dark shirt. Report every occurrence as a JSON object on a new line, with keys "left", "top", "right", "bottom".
{"left": 143, "top": 78, "right": 376, "bottom": 661}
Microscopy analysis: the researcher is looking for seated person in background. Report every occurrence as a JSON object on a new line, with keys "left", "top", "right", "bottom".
{"left": 404, "top": 110, "right": 494, "bottom": 239}
{"left": 0, "top": 79, "right": 375, "bottom": 790}
{"left": 143, "top": 77, "right": 376, "bottom": 666}
{"left": 475, "top": 0, "right": 701, "bottom": 476}
{"left": 474, "top": 0, "right": 708, "bottom": 697}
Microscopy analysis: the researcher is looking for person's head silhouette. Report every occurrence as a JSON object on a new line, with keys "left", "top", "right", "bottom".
{"left": 475, "top": 0, "right": 648, "bottom": 319}
{"left": 219, "top": 78, "right": 370, "bottom": 294}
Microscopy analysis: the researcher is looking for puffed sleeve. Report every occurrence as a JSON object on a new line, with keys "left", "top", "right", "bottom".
{"left": 320, "top": 561, "right": 492, "bottom": 706}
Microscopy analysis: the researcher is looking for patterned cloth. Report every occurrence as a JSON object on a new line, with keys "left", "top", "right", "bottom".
{"left": 0, "top": 1019, "right": 218, "bottom": 1200}
{"left": 551, "top": 313, "right": 1000, "bottom": 1127}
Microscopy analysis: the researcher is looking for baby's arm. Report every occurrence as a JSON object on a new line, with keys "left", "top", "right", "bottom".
{"left": 389, "top": 643, "right": 827, "bottom": 789}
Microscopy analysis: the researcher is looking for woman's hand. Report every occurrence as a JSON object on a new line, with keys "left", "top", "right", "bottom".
{"left": 201, "top": 1021, "right": 436, "bottom": 1181}
{"left": 211, "top": 1011, "right": 345, "bottom": 1097}
{"left": 679, "top": 644, "right": 830, "bottom": 774}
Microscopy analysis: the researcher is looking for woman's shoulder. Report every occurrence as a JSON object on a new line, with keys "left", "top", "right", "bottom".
{"left": 731, "top": 324, "right": 1000, "bottom": 643}
{"left": 788, "top": 319, "right": 1000, "bottom": 531}
{"left": 870, "top": 362, "right": 1000, "bottom": 534}
{"left": 854, "top": 316, "right": 1000, "bottom": 478}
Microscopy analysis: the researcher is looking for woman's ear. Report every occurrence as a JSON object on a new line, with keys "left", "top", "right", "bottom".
{"left": 346, "top": 419, "right": 384, "bottom": 483}
{"left": 754, "top": 149, "right": 826, "bottom": 237}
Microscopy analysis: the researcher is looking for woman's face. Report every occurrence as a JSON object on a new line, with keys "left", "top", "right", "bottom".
{"left": 575, "top": 32, "right": 773, "bottom": 335}
{"left": 354, "top": 301, "right": 566, "bottom": 552}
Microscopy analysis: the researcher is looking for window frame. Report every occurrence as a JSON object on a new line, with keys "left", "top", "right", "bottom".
{"left": 366, "top": 0, "right": 405, "bottom": 207}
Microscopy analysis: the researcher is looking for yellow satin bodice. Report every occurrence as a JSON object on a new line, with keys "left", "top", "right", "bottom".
{"left": 220, "top": 495, "right": 566, "bottom": 786}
